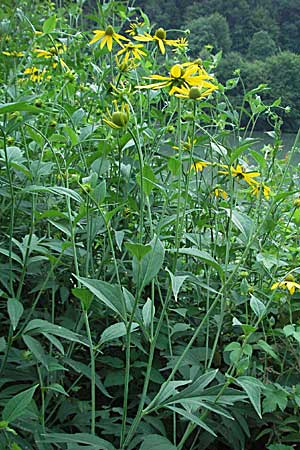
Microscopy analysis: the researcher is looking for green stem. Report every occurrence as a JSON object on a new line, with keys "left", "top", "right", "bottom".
{"left": 84, "top": 310, "right": 96, "bottom": 434}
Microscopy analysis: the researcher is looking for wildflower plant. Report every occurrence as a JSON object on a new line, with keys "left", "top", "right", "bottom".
{"left": 1, "top": 1, "right": 300, "bottom": 450}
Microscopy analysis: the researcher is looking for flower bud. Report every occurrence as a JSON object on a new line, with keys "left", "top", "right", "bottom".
{"left": 112, "top": 111, "right": 129, "bottom": 127}
{"left": 34, "top": 98, "right": 43, "bottom": 108}
{"left": 189, "top": 87, "right": 202, "bottom": 99}
{"left": 105, "top": 25, "right": 114, "bottom": 36}
{"left": 155, "top": 28, "right": 166, "bottom": 40}
{"left": 285, "top": 273, "right": 295, "bottom": 282}
{"left": 294, "top": 198, "right": 300, "bottom": 208}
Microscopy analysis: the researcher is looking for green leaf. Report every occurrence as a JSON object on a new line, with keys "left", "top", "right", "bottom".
{"left": 40, "top": 433, "right": 115, "bottom": 450}
{"left": 263, "top": 387, "right": 288, "bottom": 413}
{"left": 250, "top": 295, "right": 266, "bottom": 318}
{"left": 236, "top": 376, "right": 262, "bottom": 418}
{"left": 72, "top": 288, "right": 94, "bottom": 311}
{"left": 46, "top": 383, "right": 69, "bottom": 396}
{"left": 0, "top": 102, "right": 45, "bottom": 114}
{"left": 228, "top": 209, "right": 254, "bottom": 242}
{"left": 168, "top": 157, "right": 181, "bottom": 176}
{"left": 133, "top": 237, "right": 165, "bottom": 289}
{"left": 142, "top": 298, "right": 155, "bottom": 329}
{"left": 167, "top": 405, "right": 217, "bottom": 436}
{"left": 7, "top": 299, "right": 23, "bottom": 331}
{"left": 42, "top": 15, "right": 56, "bottom": 33}
{"left": 76, "top": 277, "right": 126, "bottom": 320}
{"left": 63, "top": 126, "right": 79, "bottom": 147}
{"left": 23, "top": 335, "right": 48, "bottom": 369}
{"left": 136, "top": 164, "right": 158, "bottom": 196}
{"left": 268, "top": 444, "right": 294, "bottom": 450}
{"left": 125, "top": 242, "right": 152, "bottom": 262}
{"left": 166, "top": 268, "right": 188, "bottom": 302}
{"left": 256, "top": 340, "right": 280, "bottom": 362}
{"left": 2, "top": 384, "right": 38, "bottom": 423}
{"left": 99, "top": 322, "right": 139, "bottom": 346}
{"left": 169, "top": 370, "right": 219, "bottom": 402}
{"left": 24, "top": 185, "right": 83, "bottom": 203}
{"left": 92, "top": 180, "right": 106, "bottom": 204}
{"left": 147, "top": 380, "right": 192, "bottom": 410}
{"left": 177, "top": 248, "right": 224, "bottom": 280}
{"left": 23, "top": 319, "right": 88, "bottom": 346}
{"left": 140, "top": 434, "right": 177, "bottom": 450}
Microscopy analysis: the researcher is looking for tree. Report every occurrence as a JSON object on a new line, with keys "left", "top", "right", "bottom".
{"left": 184, "top": 13, "right": 231, "bottom": 56}
{"left": 248, "top": 31, "right": 277, "bottom": 60}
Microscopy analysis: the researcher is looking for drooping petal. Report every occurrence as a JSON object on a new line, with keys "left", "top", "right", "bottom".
{"left": 107, "top": 35, "right": 113, "bottom": 52}
{"left": 158, "top": 38, "right": 165, "bottom": 55}
{"left": 89, "top": 30, "right": 105, "bottom": 45}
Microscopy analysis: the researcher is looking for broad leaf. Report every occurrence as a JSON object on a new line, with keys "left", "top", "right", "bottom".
{"left": 236, "top": 376, "right": 262, "bottom": 418}
{"left": 140, "top": 434, "right": 177, "bottom": 450}
{"left": 7, "top": 299, "right": 23, "bottom": 331}
{"left": 76, "top": 277, "right": 126, "bottom": 319}
{"left": 2, "top": 385, "right": 38, "bottom": 423}
{"left": 99, "top": 322, "right": 139, "bottom": 346}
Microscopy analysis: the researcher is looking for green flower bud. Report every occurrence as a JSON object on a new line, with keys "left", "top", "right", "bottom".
{"left": 189, "top": 87, "right": 202, "bottom": 99}
{"left": 155, "top": 28, "right": 166, "bottom": 40}
{"left": 105, "top": 25, "right": 114, "bottom": 36}
{"left": 112, "top": 111, "right": 129, "bottom": 127}
{"left": 34, "top": 98, "right": 43, "bottom": 108}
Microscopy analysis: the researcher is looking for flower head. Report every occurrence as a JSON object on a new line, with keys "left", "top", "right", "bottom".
{"left": 134, "top": 27, "right": 182, "bottom": 55}
{"left": 125, "top": 21, "right": 145, "bottom": 36}
{"left": 136, "top": 63, "right": 215, "bottom": 96}
{"left": 33, "top": 43, "right": 66, "bottom": 59}
{"left": 214, "top": 187, "right": 228, "bottom": 199}
{"left": 23, "top": 66, "right": 47, "bottom": 82}
{"left": 103, "top": 101, "right": 130, "bottom": 129}
{"left": 271, "top": 274, "right": 300, "bottom": 295}
{"left": 117, "top": 42, "right": 146, "bottom": 64}
{"left": 190, "top": 161, "right": 210, "bottom": 172}
{"left": 173, "top": 137, "right": 197, "bottom": 152}
{"left": 219, "top": 164, "right": 260, "bottom": 186}
{"left": 89, "top": 25, "right": 128, "bottom": 52}
{"left": 251, "top": 182, "right": 271, "bottom": 200}
{"left": 174, "top": 84, "right": 218, "bottom": 100}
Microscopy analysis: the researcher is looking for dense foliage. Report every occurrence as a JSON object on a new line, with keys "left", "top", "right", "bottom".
{"left": 1, "top": 1, "right": 300, "bottom": 450}
{"left": 136, "top": 0, "right": 300, "bottom": 130}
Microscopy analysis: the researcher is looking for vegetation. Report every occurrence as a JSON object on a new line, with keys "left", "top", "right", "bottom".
{"left": 1, "top": 1, "right": 300, "bottom": 450}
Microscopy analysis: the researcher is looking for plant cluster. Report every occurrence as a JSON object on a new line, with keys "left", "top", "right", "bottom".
{"left": 1, "top": 1, "right": 300, "bottom": 450}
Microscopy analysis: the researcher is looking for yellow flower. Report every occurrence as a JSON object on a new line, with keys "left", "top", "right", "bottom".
{"left": 190, "top": 161, "right": 210, "bottom": 172}
{"left": 219, "top": 164, "right": 260, "bottom": 186}
{"left": 250, "top": 182, "right": 271, "bottom": 200}
{"left": 89, "top": 25, "right": 128, "bottom": 52}
{"left": 117, "top": 42, "right": 146, "bottom": 64}
{"left": 134, "top": 28, "right": 182, "bottom": 55}
{"left": 136, "top": 63, "right": 215, "bottom": 96}
{"left": 23, "top": 66, "right": 47, "bottom": 82}
{"left": 33, "top": 43, "right": 66, "bottom": 59}
{"left": 214, "top": 187, "right": 228, "bottom": 199}
{"left": 115, "top": 55, "right": 138, "bottom": 73}
{"left": 172, "top": 37, "right": 189, "bottom": 50}
{"left": 174, "top": 84, "right": 218, "bottom": 100}
{"left": 173, "top": 137, "right": 197, "bottom": 152}
{"left": 271, "top": 275, "right": 300, "bottom": 295}
{"left": 103, "top": 101, "right": 130, "bottom": 129}
{"left": 2, "top": 51, "right": 24, "bottom": 57}
{"left": 125, "top": 21, "right": 145, "bottom": 36}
